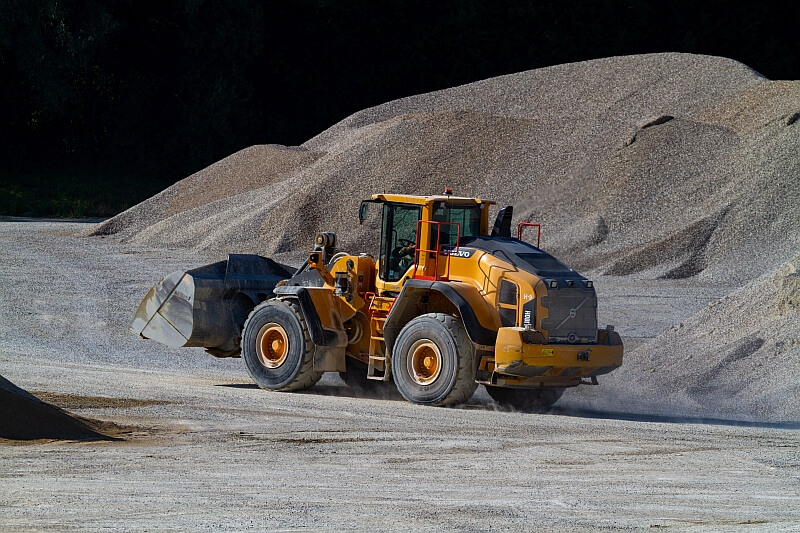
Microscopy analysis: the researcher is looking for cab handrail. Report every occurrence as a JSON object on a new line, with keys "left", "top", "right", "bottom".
{"left": 412, "top": 220, "right": 461, "bottom": 281}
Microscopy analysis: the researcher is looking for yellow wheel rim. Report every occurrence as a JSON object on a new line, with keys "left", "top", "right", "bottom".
{"left": 256, "top": 323, "right": 289, "bottom": 368}
{"left": 408, "top": 339, "right": 442, "bottom": 385}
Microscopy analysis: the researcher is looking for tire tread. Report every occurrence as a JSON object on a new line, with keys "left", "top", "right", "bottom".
{"left": 393, "top": 312, "right": 477, "bottom": 407}
{"left": 435, "top": 313, "right": 478, "bottom": 407}
{"left": 241, "top": 299, "right": 322, "bottom": 392}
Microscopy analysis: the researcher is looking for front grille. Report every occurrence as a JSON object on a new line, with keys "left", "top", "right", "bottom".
{"left": 540, "top": 287, "right": 597, "bottom": 343}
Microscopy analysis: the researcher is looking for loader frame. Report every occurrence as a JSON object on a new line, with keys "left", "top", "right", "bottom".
{"left": 135, "top": 191, "right": 623, "bottom": 409}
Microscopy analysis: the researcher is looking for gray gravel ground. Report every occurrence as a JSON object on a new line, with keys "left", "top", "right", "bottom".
{"left": 2, "top": 221, "right": 799, "bottom": 531}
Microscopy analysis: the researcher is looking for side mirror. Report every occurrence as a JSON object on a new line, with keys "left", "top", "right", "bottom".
{"left": 359, "top": 199, "right": 381, "bottom": 225}
{"left": 359, "top": 201, "right": 368, "bottom": 225}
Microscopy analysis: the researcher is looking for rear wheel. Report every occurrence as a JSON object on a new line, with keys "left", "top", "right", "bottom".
{"left": 392, "top": 313, "right": 477, "bottom": 407}
{"left": 339, "top": 357, "right": 386, "bottom": 392}
{"left": 241, "top": 299, "right": 322, "bottom": 391}
{"left": 485, "top": 386, "right": 565, "bottom": 412}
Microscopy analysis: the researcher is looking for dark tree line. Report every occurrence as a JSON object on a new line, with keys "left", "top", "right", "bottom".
{"left": 1, "top": 0, "right": 798, "bottom": 186}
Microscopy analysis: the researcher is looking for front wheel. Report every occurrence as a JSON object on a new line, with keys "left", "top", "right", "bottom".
{"left": 241, "top": 299, "right": 322, "bottom": 391}
{"left": 485, "top": 386, "right": 565, "bottom": 412}
{"left": 391, "top": 313, "right": 477, "bottom": 407}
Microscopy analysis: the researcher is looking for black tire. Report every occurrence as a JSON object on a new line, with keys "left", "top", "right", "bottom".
{"left": 241, "top": 299, "right": 322, "bottom": 391}
{"left": 338, "top": 357, "right": 386, "bottom": 392}
{"left": 391, "top": 313, "right": 477, "bottom": 407}
{"left": 485, "top": 386, "right": 565, "bottom": 412}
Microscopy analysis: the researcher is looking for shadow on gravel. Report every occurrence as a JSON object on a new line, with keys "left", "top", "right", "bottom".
{"left": 549, "top": 406, "right": 800, "bottom": 430}
{"left": 215, "top": 381, "right": 798, "bottom": 429}
{"left": 216, "top": 382, "right": 405, "bottom": 401}
{"left": 304, "top": 383, "right": 406, "bottom": 401}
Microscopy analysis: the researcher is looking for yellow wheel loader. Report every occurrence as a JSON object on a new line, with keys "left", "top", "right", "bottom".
{"left": 133, "top": 191, "right": 623, "bottom": 410}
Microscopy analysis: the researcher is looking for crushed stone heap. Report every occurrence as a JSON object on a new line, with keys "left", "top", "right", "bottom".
{"left": 91, "top": 53, "right": 800, "bottom": 286}
{"left": 89, "top": 53, "right": 800, "bottom": 422}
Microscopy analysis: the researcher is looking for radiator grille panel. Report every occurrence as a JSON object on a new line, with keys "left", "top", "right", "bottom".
{"left": 541, "top": 287, "right": 597, "bottom": 343}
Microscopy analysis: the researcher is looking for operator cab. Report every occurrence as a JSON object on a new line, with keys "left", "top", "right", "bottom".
{"left": 359, "top": 191, "right": 493, "bottom": 291}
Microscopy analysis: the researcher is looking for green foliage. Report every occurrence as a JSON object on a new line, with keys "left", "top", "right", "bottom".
{"left": 0, "top": 173, "right": 164, "bottom": 218}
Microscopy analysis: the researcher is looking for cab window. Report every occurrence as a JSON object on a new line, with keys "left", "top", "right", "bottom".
{"left": 381, "top": 203, "right": 421, "bottom": 282}
{"left": 431, "top": 203, "right": 481, "bottom": 247}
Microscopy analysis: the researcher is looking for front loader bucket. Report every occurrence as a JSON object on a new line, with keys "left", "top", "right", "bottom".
{"left": 132, "top": 254, "right": 293, "bottom": 356}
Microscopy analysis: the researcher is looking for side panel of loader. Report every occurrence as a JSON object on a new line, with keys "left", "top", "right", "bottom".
{"left": 383, "top": 280, "right": 499, "bottom": 355}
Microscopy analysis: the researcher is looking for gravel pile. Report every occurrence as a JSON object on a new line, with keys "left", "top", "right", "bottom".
{"left": 87, "top": 52, "right": 800, "bottom": 421}
{"left": 0, "top": 374, "right": 112, "bottom": 441}
{"left": 90, "top": 53, "right": 798, "bottom": 282}
{"left": 91, "top": 144, "right": 322, "bottom": 239}
{"left": 595, "top": 252, "right": 800, "bottom": 422}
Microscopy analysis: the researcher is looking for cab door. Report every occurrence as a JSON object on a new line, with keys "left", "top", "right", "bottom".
{"left": 379, "top": 203, "right": 422, "bottom": 284}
